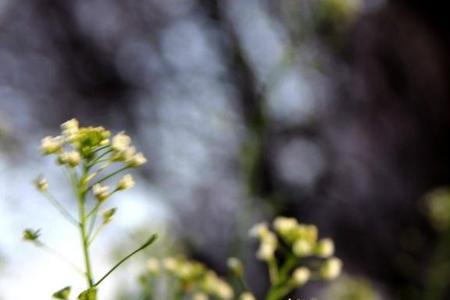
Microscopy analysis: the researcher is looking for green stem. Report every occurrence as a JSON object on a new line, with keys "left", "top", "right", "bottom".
{"left": 79, "top": 190, "right": 95, "bottom": 288}
{"left": 34, "top": 240, "right": 84, "bottom": 276}
{"left": 86, "top": 166, "right": 130, "bottom": 192}
{"left": 42, "top": 191, "right": 79, "bottom": 226}
{"left": 94, "top": 234, "right": 157, "bottom": 287}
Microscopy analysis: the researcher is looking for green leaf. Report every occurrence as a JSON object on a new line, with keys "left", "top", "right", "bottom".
{"left": 52, "top": 286, "right": 71, "bottom": 299}
{"left": 78, "top": 288, "right": 97, "bottom": 300}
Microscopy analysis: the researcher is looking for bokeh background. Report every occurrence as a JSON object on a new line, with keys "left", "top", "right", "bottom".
{"left": 1, "top": 0, "right": 449, "bottom": 299}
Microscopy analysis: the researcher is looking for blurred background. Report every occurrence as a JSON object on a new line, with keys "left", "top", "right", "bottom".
{"left": 1, "top": 0, "right": 450, "bottom": 299}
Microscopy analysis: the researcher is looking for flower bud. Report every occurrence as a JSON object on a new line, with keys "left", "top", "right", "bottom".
{"left": 315, "top": 238, "right": 335, "bottom": 257}
{"left": 112, "top": 132, "right": 131, "bottom": 152}
{"left": 34, "top": 176, "right": 48, "bottom": 192}
{"left": 273, "top": 216, "right": 298, "bottom": 237}
{"left": 41, "top": 136, "right": 63, "bottom": 155}
{"left": 293, "top": 239, "right": 313, "bottom": 257}
{"left": 93, "top": 184, "right": 110, "bottom": 201}
{"left": 227, "top": 257, "right": 243, "bottom": 277}
{"left": 128, "top": 152, "right": 147, "bottom": 167}
{"left": 320, "top": 257, "right": 343, "bottom": 280}
{"left": 117, "top": 174, "right": 135, "bottom": 191}
{"left": 292, "top": 267, "right": 311, "bottom": 286}
{"left": 249, "top": 222, "right": 269, "bottom": 239}
{"left": 240, "top": 292, "right": 256, "bottom": 300}
{"left": 58, "top": 151, "right": 81, "bottom": 167}
{"left": 163, "top": 257, "right": 178, "bottom": 272}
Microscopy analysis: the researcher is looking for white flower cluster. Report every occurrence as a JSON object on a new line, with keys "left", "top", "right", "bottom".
{"left": 250, "top": 216, "right": 342, "bottom": 287}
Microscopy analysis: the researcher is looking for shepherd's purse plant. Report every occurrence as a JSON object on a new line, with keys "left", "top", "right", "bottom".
{"left": 23, "top": 119, "right": 157, "bottom": 300}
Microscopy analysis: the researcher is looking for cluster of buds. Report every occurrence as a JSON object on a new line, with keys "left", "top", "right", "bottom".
{"left": 38, "top": 119, "right": 145, "bottom": 203}
{"left": 41, "top": 119, "right": 146, "bottom": 169}
{"left": 143, "top": 256, "right": 234, "bottom": 300}
{"left": 250, "top": 217, "right": 342, "bottom": 290}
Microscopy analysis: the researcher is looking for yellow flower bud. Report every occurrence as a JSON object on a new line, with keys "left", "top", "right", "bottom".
{"left": 163, "top": 257, "right": 177, "bottom": 272}
{"left": 273, "top": 216, "right": 298, "bottom": 236}
{"left": 215, "top": 281, "right": 234, "bottom": 300}
{"left": 320, "top": 257, "right": 343, "bottom": 280}
{"left": 293, "top": 239, "right": 313, "bottom": 256}
{"left": 257, "top": 241, "right": 276, "bottom": 261}
{"left": 292, "top": 267, "right": 310, "bottom": 286}
{"left": 315, "top": 238, "right": 335, "bottom": 257}
{"left": 117, "top": 174, "right": 135, "bottom": 191}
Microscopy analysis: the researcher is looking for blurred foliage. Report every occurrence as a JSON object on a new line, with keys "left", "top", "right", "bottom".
{"left": 321, "top": 275, "right": 381, "bottom": 300}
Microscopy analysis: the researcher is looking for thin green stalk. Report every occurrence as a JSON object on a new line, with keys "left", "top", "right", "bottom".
{"left": 94, "top": 234, "right": 158, "bottom": 287}
{"left": 79, "top": 189, "right": 95, "bottom": 288}
{"left": 34, "top": 240, "right": 84, "bottom": 276}
{"left": 86, "top": 166, "right": 130, "bottom": 192}
{"left": 42, "top": 191, "right": 79, "bottom": 226}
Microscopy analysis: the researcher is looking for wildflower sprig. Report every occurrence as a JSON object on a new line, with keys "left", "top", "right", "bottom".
{"left": 250, "top": 217, "right": 342, "bottom": 300}
{"left": 137, "top": 217, "right": 341, "bottom": 300}
{"left": 25, "top": 119, "right": 156, "bottom": 300}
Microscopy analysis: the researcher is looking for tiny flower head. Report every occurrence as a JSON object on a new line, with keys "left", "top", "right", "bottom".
{"left": 146, "top": 257, "right": 160, "bottom": 274}
{"left": 320, "top": 257, "right": 343, "bottom": 280}
{"left": 93, "top": 184, "right": 110, "bottom": 201}
{"left": 34, "top": 176, "right": 48, "bottom": 192}
{"left": 273, "top": 216, "right": 298, "bottom": 236}
{"left": 58, "top": 151, "right": 81, "bottom": 167}
{"left": 315, "top": 238, "right": 335, "bottom": 257}
{"left": 61, "top": 118, "right": 79, "bottom": 140}
{"left": 293, "top": 239, "right": 314, "bottom": 257}
{"left": 292, "top": 267, "right": 311, "bottom": 286}
{"left": 215, "top": 280, "right": 234, "bottom": 300}
{"left": 117, "top": 174, "right": 135, "bottom": 191}
{"left": 239, "top": 292, "right": 256, "bottom": 300}
{"left": 257, "top": 240, "right": 276, "bottom": 261}
{"left": 127, "top": 152, "right": 147, "bottom": 167}
{"left": 249, "top": 222, "right": 270, "bottom": 239}
{"left": 112, "top": 132, "right": 131, "bottom": 152}
{"left": 41, "top": 136, "right": 63, "bottom": 155}
{"left": 227, "top": 257, "right": 243, "bottom": 276}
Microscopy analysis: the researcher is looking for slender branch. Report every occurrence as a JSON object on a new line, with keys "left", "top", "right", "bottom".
{"left": 34, "top": 240, "right": 84, "bottom": 276}
{"left": 42, "top": 191, "right": 79, "bottom": 226}
{"left": 94, "top": 234, "right": 158, "bottom": 287}
{"left": 86, "top": 166, "right": 130, "bottom": 192}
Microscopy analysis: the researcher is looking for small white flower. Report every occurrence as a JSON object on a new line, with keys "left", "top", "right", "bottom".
{"left": 292, "top": 267, "right": 311, "bottom": 286}
{"left": 61, "top": 118, "right": 79, "bottom": 139}
{"left": 293, "top": 239, "right": 314, "bottom": 257}
{"left": 249, "top": 222, "right": 269, "bottom": 238}
{"left": 59, "top": 151, "right": 81, "bottom": 167}
{"left": 128, "top": 152, "right": 147, "bottom": 167}
{"left": 117, "top": 174, "right": 135, "bottom": 191}
{"left": 215, "top": 281, "right": 234, "bottom": 300}
{"left": 41, "top": 136, "right": 63, "bottom": 155}
{"left": 320, "top": 257, "right": 343, "bottom": 280}
{"left": 93, "top": 184, "right": 110, "bottom": 201}
{"left": 162, "top": 257, "right": 177, "bottom": 272}
{"left": 273, "top": 216, "right": 298, "bottom": 235}
{"left": 112, "top": 132, "right": 131, "bottom": 152}
{"left": 315, "top": 238, "right": 335, "bottom": 257}
{"left": 34, "top": 176, "right": 48, "bottom": 192}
